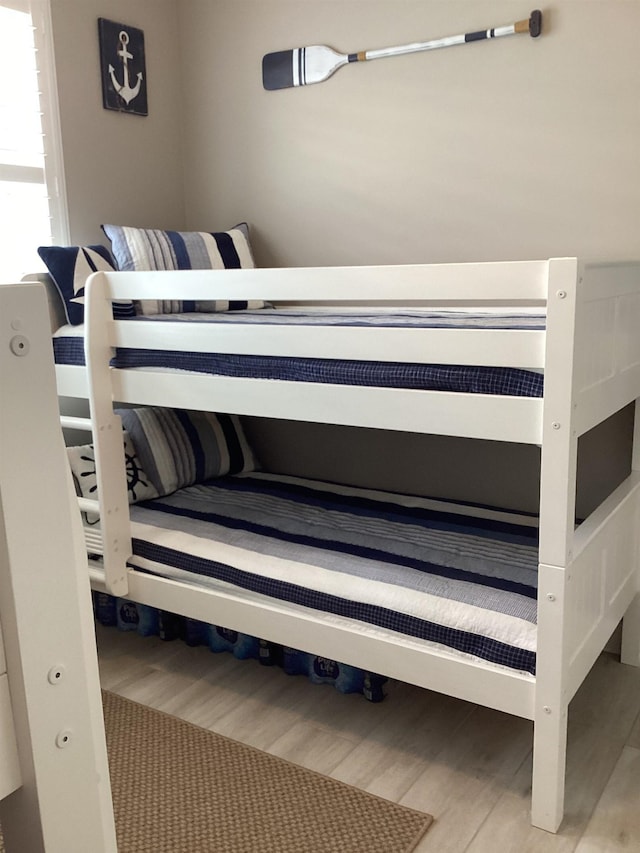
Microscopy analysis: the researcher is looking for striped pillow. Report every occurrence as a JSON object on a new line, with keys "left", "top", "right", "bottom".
{"left": 116, "top": 407, "right": 258, "bottom": 497}
{"left": 102, "top": 222, "right": 264, "bottom": 315}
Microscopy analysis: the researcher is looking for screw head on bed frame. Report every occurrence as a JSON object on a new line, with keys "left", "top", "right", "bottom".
{"left": 55, "top": 729, "right": 73, "bottom": 748}
{"left": 47, "top": 665, "right": 66, "bottom": 684}
{"left": 9, "top": 334, "right": 29, "bottom": 356}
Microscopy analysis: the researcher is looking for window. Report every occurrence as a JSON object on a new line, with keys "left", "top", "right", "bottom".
{"left": 0, "top": 0, "right": 68, "bottom": 282}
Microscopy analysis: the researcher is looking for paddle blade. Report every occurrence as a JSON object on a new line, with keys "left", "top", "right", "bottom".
{"left": 262, "top": 50, "right": 297, "bottom": 90}
{"left": 262, "top": 45, "right": 348, "bottom": 90}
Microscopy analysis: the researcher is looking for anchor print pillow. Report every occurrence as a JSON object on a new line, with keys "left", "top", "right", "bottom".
{"left": 67, "top": 431, "right": 158, "bottom": 525}
{"left": 101, "top": 222, "right": 265, "bottom": 315}
{"left": 37, "top": 244, "right": 135, "bottom": 326}
{"left": 115, "top": 406, "right": 258, "bottom": 497}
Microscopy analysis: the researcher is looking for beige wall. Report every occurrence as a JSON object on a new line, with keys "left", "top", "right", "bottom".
{"left": 178, "top": 0, "right": 640, "bottom": 267}
{"left": 50, "top": 0, "right": 640, "bottom": 262}
{"left": 51, "top": 0, "right": 185, "bottom": 245}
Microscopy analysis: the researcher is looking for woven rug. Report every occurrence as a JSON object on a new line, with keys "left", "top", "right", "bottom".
{"left": 2, "top": 689, "right": 434, "bottom": 851}
{"left": 1, "top": 690, "right": 434, "bottom": 853}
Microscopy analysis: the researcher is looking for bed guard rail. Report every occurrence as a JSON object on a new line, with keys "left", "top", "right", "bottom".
{"left": 87, "top": 260, "right": 552, "bottom": 305}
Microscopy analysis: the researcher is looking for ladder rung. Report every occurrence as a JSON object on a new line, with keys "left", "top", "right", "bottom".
{"left": 84, "top": 528, "right": 103, "bottom": 554}
{"left": 61, "top": 416, "right": 94, "bottom": 432}
{"left": 78, "top": 497, "right": 100, "bottom": 514}
{"left": 88, "top": 561, "right": 106, "bottom": 586}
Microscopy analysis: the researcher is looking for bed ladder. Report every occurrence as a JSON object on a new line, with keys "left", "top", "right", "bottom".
{"left": 59, "top": 411, "right": 131, "bottom": 598}
{"left": 72, "top": 269, "right": 135, "bottom": 598}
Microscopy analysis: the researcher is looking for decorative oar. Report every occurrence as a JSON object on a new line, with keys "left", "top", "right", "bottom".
{"left": 263, "top": 9, "right": 542, "bottom": 90}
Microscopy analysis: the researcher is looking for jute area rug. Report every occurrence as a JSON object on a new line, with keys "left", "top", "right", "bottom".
{"left": 1, "top": 691, "right": 433, "bottom": 852}
{"left": 104, "top": 690, "right": 432, "bottom": 852}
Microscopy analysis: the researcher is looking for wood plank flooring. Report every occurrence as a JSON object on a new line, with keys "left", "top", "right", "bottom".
{"left": 96, "top": 625, "right": 640, "bottom": 852}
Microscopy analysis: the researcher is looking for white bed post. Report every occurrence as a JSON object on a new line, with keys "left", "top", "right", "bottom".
{"left": 532, "top": 258, "right": 580, "bottom": 832}
{"left": 620, "top": 398, "right": 640, "bottom": 667}
{"left": 0, "top": 284, "right": 117, "bottom": 852}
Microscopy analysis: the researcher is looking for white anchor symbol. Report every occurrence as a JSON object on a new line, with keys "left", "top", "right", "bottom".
{"left": 108, "top": 30, "right": 142, "bottom": 105}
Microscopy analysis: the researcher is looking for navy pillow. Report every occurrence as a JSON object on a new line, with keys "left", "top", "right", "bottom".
{"left": 37, "top": 244, "right": 135, "bottom": 326}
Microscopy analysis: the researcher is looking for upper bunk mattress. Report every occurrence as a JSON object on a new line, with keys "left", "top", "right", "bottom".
{"left": 123, "top": 471, "right": 540, "bottom": 675}
{"left": 53, "top": 308, "right": 545, "bottom": 397}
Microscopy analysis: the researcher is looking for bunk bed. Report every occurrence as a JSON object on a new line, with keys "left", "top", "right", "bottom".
{"left": 52, "top": 257, "right": 640, "bottom": 834}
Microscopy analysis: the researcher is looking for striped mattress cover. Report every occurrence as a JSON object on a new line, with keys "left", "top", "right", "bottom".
{"left": 125, "top": 471, "right": 540, "bottom": 675}
{"left": 53, "top": 308, "right": 545, "bottom": 397}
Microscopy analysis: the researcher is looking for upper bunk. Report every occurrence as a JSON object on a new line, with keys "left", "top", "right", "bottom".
{"left": 53, "top": 257, "right": 640, "bottom": 446}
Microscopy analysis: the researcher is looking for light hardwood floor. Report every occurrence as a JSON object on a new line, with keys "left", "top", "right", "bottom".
{"left": 96, "top": 624, "right": 640, "bottom": 852}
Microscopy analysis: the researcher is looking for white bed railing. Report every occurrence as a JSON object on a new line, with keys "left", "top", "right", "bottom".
{"left": 84, "top": 260, "right": 556, "bottom": 444}
{"left": 111, "top": 321, "right": 547, "bottom": 369}
{"left": 98, "top": 260, "right": 551, "bottom": 303}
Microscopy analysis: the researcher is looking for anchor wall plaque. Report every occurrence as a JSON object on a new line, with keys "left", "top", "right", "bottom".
{"left": 98, "top": 18, "right": 148, "bottom": 116}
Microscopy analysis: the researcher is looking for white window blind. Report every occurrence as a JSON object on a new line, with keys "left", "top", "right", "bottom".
{"left": 0, "top": 0, "right": 68, "bottom": 282}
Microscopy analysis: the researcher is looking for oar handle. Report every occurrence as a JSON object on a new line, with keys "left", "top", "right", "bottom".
{"left": 360, "top": 9, "right": 542, "bottom": 63}
{"left": 516, "top": 10, "right": 543, "bottom": 37}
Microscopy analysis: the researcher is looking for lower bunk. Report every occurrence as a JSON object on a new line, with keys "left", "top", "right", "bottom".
{"left": 68, "top": 402, "right": 640, "bottom": 834}
{"left": 68, "top": 406, "right": 540, "bottom": 682}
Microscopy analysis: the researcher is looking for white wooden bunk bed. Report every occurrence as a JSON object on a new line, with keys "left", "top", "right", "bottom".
{"left": 53, "top": 257, "right": 640, "bottom": 834}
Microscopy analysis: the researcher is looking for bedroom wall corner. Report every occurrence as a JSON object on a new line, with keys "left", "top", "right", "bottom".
{"left": 50, "top": 0, "right": 186, "bottom": 246}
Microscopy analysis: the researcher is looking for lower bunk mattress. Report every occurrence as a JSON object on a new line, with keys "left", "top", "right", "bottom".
{"left": 123, "top": 471, "right": 540, "bottom": 675}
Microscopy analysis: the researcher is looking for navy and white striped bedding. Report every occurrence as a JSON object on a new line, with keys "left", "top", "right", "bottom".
{"left": 131, "top": 308, "right": 546, "bottom": 329}
{"left": 127, "top": 472, "right": 539, "bottom": 675}
{"left": 53, "top": 308, "right": 545, "bottom": 397}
